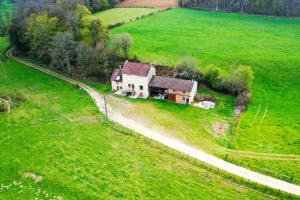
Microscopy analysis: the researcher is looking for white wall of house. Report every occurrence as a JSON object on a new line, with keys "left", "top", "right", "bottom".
{"left": 190, "top": 81, "right": 198, "bottom": 103}
{"left": 121, "top": 66, "right": 156, "bottom": 98}
{"left": 111, "top": 81, "right": 122, "bottom": 91}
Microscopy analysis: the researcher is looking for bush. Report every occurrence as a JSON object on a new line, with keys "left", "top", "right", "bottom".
{"left": 203, "top": 66, "right": 224, "bottom": 89}
{"left": 0, "top": 101, "right": 9, "bottom": 112}
{"left": 203, "top": 65, "right": 253, "bottom": 95}
{"left": 223, "top": 65, "right": 254, "bottom": 94}
{"left": 194, "top": 94, "right": 217, "bottom": 102}
{"left": 174, "top": 56, "right": 201, "bottom": 81}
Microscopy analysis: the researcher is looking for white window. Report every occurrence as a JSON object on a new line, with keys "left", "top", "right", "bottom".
{"left": 128, "top": 84, "right": 131, "bottom": 88}
{"left": 139, "top": 85, "right": 143, "bottom": 90}
{"left": 182, "top": 96, "right": 186, "bottom": 101}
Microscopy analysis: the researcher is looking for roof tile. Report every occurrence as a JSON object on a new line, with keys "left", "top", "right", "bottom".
{"left": 123, "top": 61, "right": 152, "bottom": 77}
{"left": 149, "top": 76, "right": 195, "bottom": 92}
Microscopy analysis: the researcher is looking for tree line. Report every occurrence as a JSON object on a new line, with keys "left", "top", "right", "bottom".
{"left": 8, "top": 0, "right": 132, "bottom": 81}
{"left": 179, "top": 0, "right": 300, "bottom": 17}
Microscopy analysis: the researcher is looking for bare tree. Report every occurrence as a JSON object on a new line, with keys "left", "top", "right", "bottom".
{"left": 111, "top": 33, "right": 132, "bottom": 60}
{"left": 51, "top": 31, "right": 76, "bottom": 74}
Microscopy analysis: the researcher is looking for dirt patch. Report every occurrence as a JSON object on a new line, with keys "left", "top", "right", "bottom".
{"left": 23, "top": 172, "right": 43, "bottom": 183}
{"left": 117, "top": 0, "right": 178, "bottom": 8}
{"left": 212, "top": 121, "right": 229, "bottom": 138}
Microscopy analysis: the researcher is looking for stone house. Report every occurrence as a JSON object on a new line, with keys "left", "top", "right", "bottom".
{"left": 111, "top": 61, "right": 197, "bottom": 104}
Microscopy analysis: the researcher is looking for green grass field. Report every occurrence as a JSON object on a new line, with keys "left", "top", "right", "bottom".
{"left": 0, "top": 37, "right": 283, "bottom": 199}
{"left": 111, "top": 8, "right": 300, "bottom": 183}
{"left": 83, "top": 8, "right": 158, "bottom": 26}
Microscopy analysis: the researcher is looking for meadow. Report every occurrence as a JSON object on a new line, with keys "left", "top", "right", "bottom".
{"left": 83, "top": 8, "right": 158, "bottom": 26}
{"left": 111, "top": 8, "right": 300, "bottom": 183}
{"left": 0, "top": 37, "right": 282, "bottom": 199}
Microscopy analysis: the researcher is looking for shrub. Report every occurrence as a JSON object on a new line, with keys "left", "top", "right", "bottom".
{"left": 0, "top": 101, "right": 9, "bottom": 112}
{"left": 203, "top": 66, "right": 224, "bottom": 89}
{"left": 174, "top": 56, "right": 201, "bottom": 81}
{"left": 223, "top": 65, "right": 254, "bottom": 94}
{"left": 203, "top": 65, "right": 253, "bottom": 95}
{"left": 194, "top": 94, "right": 217, "bottom": 102}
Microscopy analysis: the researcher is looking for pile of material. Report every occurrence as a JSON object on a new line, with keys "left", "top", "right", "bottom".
{"left": 194, "top": 101, "right": 216, "bottom": 110}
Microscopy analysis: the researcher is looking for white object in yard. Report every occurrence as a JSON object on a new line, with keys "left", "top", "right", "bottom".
{"left": 115, "top": 91, "right": 126, "bottom": 96}
{"left": 154, "top": 94, "right": 165, "bottom": 100}
{"left": 194, "top": 101, "right": 216, "bottom": 109}
{"left": 129, "top": 94, "right": 139, "bottom": 99}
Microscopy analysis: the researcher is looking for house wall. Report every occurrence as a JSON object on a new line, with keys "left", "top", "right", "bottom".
{"left": 111, "top": 81, "right": 123, "bottom": 91}
{"left": 166, "top": 81, "right": 198, "bottom": 104}
{"left": 122, "top": 66, "right": 156, "bottom": 98}
{"left": 190, "top": 81, "right": 198, "bottom": 102}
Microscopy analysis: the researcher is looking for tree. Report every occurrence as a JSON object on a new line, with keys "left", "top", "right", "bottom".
{"left": 111, "top": 33, "right": 132, "bottom": 60}
{"left": 203, "top": 66, "right": 224, "bottom": 89}
{"left": 77, "top": 41, "right": 95, "bottom": 71}
{"left": 66, "top": 11, "right": 81, "bottom": 40}
{"left": 25, "top": 14, "right": 59, "bottom": 62}
{"left": 77, "top": 41, "right": 112, "bottom": 80}
{"left": 51, "top": 31, "right": 76, "bottom": 74}
{"left": 92, "top": 42, "right": 111, "bottom": 79}
{"left": 174, "top": 56, "right": 201, "bottom": 81}
{"left": 87, "top": 19, "right": 109, "bottom": 47}
{"left": 8, "top": 18, "right": 30, "bottom": 52}
{"left": 224, "top": 65, "right": 254, "bottom": 94}
{"left": 76, "top": 4, "right": 91, "bottom": 20}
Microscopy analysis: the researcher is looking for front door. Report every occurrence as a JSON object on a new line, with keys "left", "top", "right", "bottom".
{"left": 168, "top": 94, "right": 176, "bottom": 102}
{"left": 186, "top": 98, "right": 190, "bottom": 104}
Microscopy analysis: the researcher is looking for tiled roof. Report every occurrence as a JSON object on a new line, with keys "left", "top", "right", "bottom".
{"left": 149, "top": 76, "right": 195, "bottom": 92}
{"left": 111, "top": 68, "right": 122, "bottom": 82}
{"left": 122, "top": 61, "right": 152, "bottom": 77}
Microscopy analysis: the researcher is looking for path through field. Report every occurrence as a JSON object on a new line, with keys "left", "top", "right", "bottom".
{"left": 7, "top": 50, "right": 300, "bottom": 197}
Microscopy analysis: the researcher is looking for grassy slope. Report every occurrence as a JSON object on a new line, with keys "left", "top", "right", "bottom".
{"left": 111, "top": 8, "right": 300, "bottom": 183}
{"left": 108, "top": 87, "right": 235, "bottom": 153}
{"left": 83, "top": 8, "right": 158, "bottom": 26}
{"left": 0, "top": 38, "right": 278, "bottom": 199}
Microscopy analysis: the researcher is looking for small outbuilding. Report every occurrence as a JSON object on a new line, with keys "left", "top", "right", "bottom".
{"left": 149, "top": 76, "right": 197, "bottom": 104}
